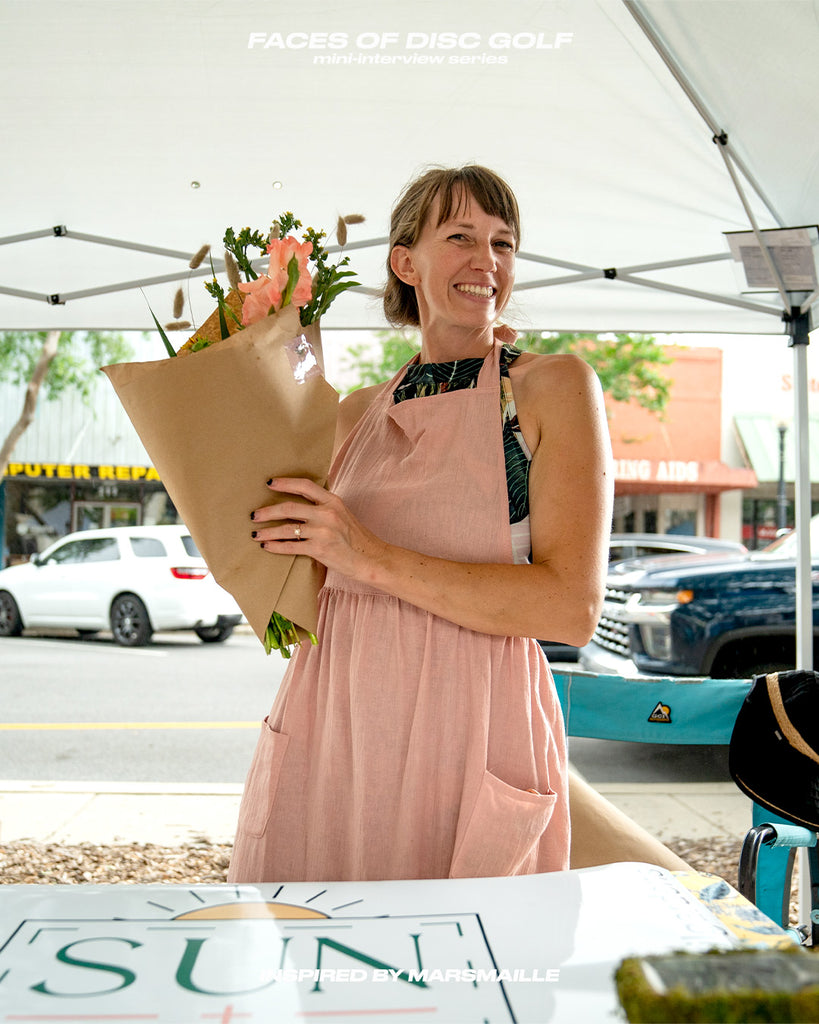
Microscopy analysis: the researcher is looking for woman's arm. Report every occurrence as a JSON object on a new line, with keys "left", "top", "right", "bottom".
{"left": 332, "top": 382, "right": 384, "bottom": 456}
{"left": 254, "top": 354, "right": 613, "bottom": 642}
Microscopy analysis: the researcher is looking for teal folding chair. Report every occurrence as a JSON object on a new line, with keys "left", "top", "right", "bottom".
{"left": 728, "top": 668, "right": 819, "bottom": 943}
{"left": 736, "top": 814, "right": 818, "bottom": 943}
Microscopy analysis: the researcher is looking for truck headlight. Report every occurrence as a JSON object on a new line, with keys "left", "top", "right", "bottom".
{"left": 627, "top": 588, "right": 694, "bottom": 661}
{"left": 637, "top": 589, "right": 694, "bottom": 607}
{"left": 639, "top": 623, "right": 672, "bottom": 660}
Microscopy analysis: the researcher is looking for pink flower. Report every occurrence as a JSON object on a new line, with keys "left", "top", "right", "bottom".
{"left": 239, "top": 274, "right": 283, "bottom": 326}
{"left": 237, "top": 235, "right": 314, "bottom": 326}
{"left": 267, "top": 236, "right": 314, "bottom": 308}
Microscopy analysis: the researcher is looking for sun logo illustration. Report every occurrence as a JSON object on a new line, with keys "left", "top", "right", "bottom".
{"left": 155, "top": 884, "right": 367, "bottom": 921}
{"left": 175, "top": 901, "right": 328, "bottom": 920}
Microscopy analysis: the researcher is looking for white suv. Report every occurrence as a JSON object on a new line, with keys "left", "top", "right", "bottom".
{"left": 0, "top": 525, "right": 243, "bottom": 647}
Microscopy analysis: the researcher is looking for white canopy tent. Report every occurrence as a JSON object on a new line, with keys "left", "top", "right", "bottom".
{"left": 1, "top": 0, "right": 817, "bottom": 663}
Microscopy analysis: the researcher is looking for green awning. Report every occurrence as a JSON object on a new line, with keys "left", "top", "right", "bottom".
{"left": 734, "top": 413, "right": 819, "bottom": 484}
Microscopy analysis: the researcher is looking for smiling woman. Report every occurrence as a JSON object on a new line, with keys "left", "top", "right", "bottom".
{"left": 383, "top": 164, "right": 521, "bottom": 336}
{"left": 229, "top": 165, "right": 614, "bottom": 885}
{"left": 388, "top": 207, "right": 516, "bottom": 354}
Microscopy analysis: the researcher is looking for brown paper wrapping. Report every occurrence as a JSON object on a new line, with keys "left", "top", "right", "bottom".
{"left": 102, "top": 303, "right": 338, "bottom": 645}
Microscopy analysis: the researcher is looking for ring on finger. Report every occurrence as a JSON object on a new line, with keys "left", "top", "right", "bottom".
{"left": 294, "top": 524, "right": 301, "bottom": 540}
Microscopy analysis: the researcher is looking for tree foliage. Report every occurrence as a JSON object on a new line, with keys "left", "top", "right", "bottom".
{"left": 0, "top": 330, "right": 134, "bottom": 402}
{"left": 341, "top": 329, "right": 672, "bottom": 415}
{"left": 340, "top": 331, "right": 421, "bottom": 392}
{"left": 0, "top": 330, "right": 137, "bottom": 482}
{"left": 516, "top": 331, "right": 672, "bottom": 415}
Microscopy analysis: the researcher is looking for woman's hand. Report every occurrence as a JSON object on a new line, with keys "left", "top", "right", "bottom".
{"left": 251, "top": 477, "right": 387, "bottom": 581}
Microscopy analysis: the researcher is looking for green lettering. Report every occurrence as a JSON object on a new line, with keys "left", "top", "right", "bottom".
{"left": 312, "top": 936, "right": 429, "bottom": 993}
{"left": 175, "top": 937, "right": 277, "bottom": 996}
{"left": 30, "top": 937, "right": 140, "bottom": 996}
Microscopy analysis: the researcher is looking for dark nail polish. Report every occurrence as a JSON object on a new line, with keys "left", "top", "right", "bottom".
{"left": 266, "top": 478, "right": 273, "bottom": 486}
{"left": 251, "top": 530, "right": 258, "bottom": 538}
{"left": 250, "top": 511, "right": 255, "bottom": 521}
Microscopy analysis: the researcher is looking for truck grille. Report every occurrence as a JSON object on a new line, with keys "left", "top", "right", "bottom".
{"left": 591, "top": 586, "right": 632, "bottom": 656}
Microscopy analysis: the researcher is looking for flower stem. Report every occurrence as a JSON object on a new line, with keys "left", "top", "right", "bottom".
{"left": 264, "top": 611, "right": 317, "bottom": 658}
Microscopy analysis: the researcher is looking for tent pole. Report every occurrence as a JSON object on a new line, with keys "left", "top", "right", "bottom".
{"left": 0, "top": 228, "right": 55, "bottom": 246}
{"left": 606, "top": 273, "right": 783, "bottom": 317}
{"left": 788, "top": 307, "right": 815, "bottom": 949}
{"left": 624, "top": 1, "right": 784, "bottom": 228}
{"left": 713, "top": 142, "right": 792, "bottom": 310}
{"left": 787, "top": 309, "right": 813, "bottom": 671}
{"left": 800, "top": 287, "right": 819, "bottom": 313}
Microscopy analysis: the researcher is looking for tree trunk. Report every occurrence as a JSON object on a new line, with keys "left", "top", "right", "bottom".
{"left": 0, "top": 330, "right": 61, "bottom": 479}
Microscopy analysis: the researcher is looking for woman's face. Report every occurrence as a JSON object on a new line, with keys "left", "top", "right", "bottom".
{"left": 392, "top": 192, "right": 517, "bottom": 334}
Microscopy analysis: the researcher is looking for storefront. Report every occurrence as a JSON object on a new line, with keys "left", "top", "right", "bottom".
{"left": 612, "top": 457, "right": 756, "bottom": 537}
{"left": 0, "top": 371, "right": 188, "bottom": 567}
{"left": 733, "top": 412, "right": 819, "bottom": 548}
{"left": 0, "top": 461, "right": 176, "bottom": 566}
{"left": 607, "top": 346, "right": 757, "bottom": 538}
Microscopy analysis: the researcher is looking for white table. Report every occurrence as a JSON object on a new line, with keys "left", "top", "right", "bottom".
{"left": 0, "top": 862, "right": 789, "bottom": 1022}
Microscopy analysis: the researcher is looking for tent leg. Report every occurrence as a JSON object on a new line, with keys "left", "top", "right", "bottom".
{"left": 788, "top": 310, "right": 813, "bottom": 673}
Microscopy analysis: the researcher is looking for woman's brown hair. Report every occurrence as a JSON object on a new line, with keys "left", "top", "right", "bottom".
{"left": 384, "top": 165, "right": 521, "bottom": 327}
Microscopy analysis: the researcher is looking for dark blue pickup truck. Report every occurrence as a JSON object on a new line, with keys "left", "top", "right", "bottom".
{"left": 580, "top": 520, "right": 819, "bottom": 678}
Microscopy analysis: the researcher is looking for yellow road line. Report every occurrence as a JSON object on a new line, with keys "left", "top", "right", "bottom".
{"left": 0, "top": 721, "right": 260, "bottom": 731}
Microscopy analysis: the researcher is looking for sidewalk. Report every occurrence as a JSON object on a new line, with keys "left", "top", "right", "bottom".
{"left": 0, "top": 777, "right": 755, "bottom": 847}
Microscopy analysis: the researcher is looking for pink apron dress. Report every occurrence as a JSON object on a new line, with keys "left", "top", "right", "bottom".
{"left": 228, "top": 341, "right": 569, "bottom": 882}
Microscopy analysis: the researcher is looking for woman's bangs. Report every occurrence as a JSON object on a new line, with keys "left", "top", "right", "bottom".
{"left": 433, "top": 170, "right": 519, "bottom": 245}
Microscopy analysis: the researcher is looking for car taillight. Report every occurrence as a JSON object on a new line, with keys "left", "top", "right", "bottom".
{"left": 171, "top": 566, "right": 210, "bottom": 580}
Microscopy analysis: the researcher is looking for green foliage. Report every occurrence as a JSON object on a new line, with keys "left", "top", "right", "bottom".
{"left": 340, "top": 329, "right": 672, "bottom": 415}
{"left": 340, "top": 330, "right": 421, "bottom": 392}
{"left": 222, "top": 225, "right": 269, "bottom": 281}
{"left": 220, "top": 215, "right": 360, "bottom": 329}
{"left": 299, "top": 225, "right": 359, "bottom": 327}
{"left": 0, "top": 331, "right": 135, "bottom": 402}
{"left": 146, "top": 304, "right": 176, "bottom": 357}
{"left": 516, "top": 331, "right": 672, "bottom": 415}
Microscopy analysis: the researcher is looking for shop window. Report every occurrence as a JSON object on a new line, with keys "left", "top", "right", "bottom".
{"left": 662, "top": 508, "right": 696, "bottom": 536}
{"left": 72, "top": 502, "right": 140, "bottom": 532}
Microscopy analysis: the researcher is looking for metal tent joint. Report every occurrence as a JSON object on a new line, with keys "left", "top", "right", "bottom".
{"left": 52, "top": 225, "right": 67, "bottom": 237}
{"left": 603, "top": 267, "right": 618, "bottom": 280}
{"left": 784, "top": 307, "right": 812, "bottom": 347}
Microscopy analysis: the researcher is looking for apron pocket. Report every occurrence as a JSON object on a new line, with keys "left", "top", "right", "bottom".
{"left": 450, "top": 770, "right": 556, "bottom": 878}
{"left": 236, "top": 717, "right": 290, "bottom": 838}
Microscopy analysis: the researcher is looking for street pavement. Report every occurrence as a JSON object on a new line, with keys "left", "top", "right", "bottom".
{"left": 0, "top": 638, "right": 754, "bottom": 848}
{"left": 0, "top": 775, "right": 754, "bottom": 847}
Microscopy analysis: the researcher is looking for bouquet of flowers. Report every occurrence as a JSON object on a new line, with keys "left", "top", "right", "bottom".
{"left": 103, "top": 213, "right": 362, "bottom": 657}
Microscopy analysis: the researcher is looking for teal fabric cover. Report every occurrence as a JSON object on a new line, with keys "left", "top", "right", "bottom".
{"left": 552, "top": 671, "right": 751, "bottom": 745}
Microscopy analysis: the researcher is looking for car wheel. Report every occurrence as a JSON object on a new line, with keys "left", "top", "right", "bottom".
{"left": 194, "top": 624, "right": 235, "bottom": 643}
{"left": 110, "top": 594, "right": 153, "bottom": 647}
{"left": 0, "top": 591, "right": 23, "bottom": 637}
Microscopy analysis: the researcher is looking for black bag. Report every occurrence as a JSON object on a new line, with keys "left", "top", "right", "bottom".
{"left": 729, "top": 669, "right": 819, "bottom": 831}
